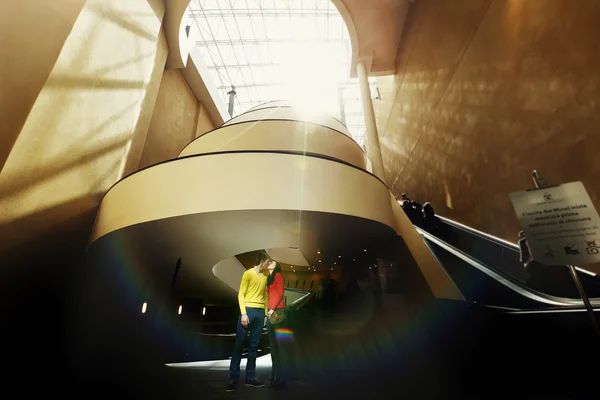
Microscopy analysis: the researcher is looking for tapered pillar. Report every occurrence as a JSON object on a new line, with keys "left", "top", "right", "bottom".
{"left": 357, "top": 60, "right": 387, "bottom": 185}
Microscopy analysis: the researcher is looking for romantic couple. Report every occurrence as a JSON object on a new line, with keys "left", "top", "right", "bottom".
{"left": 226, "top": 251, "right": 287, "bottom": 392}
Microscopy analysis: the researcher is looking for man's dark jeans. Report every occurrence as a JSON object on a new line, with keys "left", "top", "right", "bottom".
{"left": 229, "top": 307, "right": 264, "bottom": 381}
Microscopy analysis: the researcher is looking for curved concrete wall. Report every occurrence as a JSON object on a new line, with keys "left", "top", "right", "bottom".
{"left": 90, "top": 152, "right": 393, "bottom": 242}
{"left": 224, "top": 107, "right": 350, "bottom": 137}
{"left": 179, "top": 120, "right": 365, "bottom": 169}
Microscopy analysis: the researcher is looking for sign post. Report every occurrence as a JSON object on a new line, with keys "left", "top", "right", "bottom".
{"left": 510, "top": 170, "right": 600, "bottom": 337}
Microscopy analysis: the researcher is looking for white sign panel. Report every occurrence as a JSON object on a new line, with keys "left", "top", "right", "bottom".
{"left": 509, "top": 181, "right": 600, "bottom": 266}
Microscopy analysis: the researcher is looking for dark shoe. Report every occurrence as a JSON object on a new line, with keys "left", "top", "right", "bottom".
{"left": 225, "top": 379, "right": 237, "bottom": 392}
{"left": 244, "top": 378, "right": 265, "bottom": 388}
{"left": 267, "top": 377, "right": 275, "bottom": 388}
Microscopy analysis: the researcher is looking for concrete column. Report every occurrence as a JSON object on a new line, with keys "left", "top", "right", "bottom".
{"left": 356, "top": 60, "right": 387, "bottom": 184}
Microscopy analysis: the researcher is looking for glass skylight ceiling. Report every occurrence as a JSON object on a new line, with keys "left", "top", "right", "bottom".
{"left": 187, "top": 0, "right": 378, "bottom": 147}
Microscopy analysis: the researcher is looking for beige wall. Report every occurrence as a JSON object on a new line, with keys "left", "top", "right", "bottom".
{"left": 0, "top": 0, "right": 167, "bottom": 252}
{"left": 0, "top": 0, "right": 86, "bottom": 172}
{"left": 196, "top": 103, "right": 215, "bottom": 137}
{"left": 376, "top": 0, "right": 600, "bottom": 247}
{"left": 139, "top": 68, "right": 200, "bottom": 169}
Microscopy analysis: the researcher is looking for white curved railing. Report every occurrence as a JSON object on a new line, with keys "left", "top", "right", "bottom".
{"left": 91, "top": 151, "right": 393, "bottom": 242}
{"left": 179, "top": 120, "right": 365, "bottom": 169}
{"left": 223, "top": 106, "right": 350, "bottom": 137}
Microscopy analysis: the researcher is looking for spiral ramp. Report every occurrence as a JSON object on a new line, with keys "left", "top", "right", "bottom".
{"left": 74, "top": 102, "right": 462, "bottom": 369}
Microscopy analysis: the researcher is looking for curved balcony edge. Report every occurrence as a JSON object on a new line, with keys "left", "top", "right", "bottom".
{"left": 238, "top": 103, "right": 348, "bottom": 130}
{"left": 90, "top": 150, "right": 393, "bottom": 243}
{"left": 179, "top": 118, "right": 364, "bottom": 158}
{"left": 223, "top": 107, "right": 350, "bottom": 137}
{"left": 179, "top": 120, "right": 365, "bottom": 169}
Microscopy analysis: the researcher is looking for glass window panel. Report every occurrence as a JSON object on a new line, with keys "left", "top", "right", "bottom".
{"left": 278, "top": 17, "right": 292, "bottom": 40}
{"left": 201, "top": 0, "right": 221, "bottom": 10}
{"left": 316, "top": 14, "right": 327, "bottom": 38}
{"left": 246, "top": 85, "right": 260, "bottom": 102}
{"left": 263, "top": 16, "right": 278, "bottom": 38}
{"left": 246, "top": 0, "right": 261, "bottom": 10}
{"left": 345, "top": 115, "right": 361, "bottom": 127}
{"left": 263, "top": 0, "right": 277, "bottom": 10}
{"left": 269, "top": 43, "right": 282, "bottom": 62}
{"left": 237, "top": 17, "right": 254, "bottom": 38}
{"left": 304, "top": 17, "right": 318, "bottom": 40}
{"left": 219, "top": 44, "right": 237, "bottom": 65}
{"left": 222, "top": 16, "right": 239, "bottom": 40}
{"left": 257, "top": 43, "right": 271, "bottom": 62}
{"left": 230, "top": 0, "right": 244, "bottom": 10}
{"left": 252, "top": 16, "right": 267, "bottom": 39}
{"left": 236, "top": 90, "right": 251, "bottom": 106}
{"left": 248, "top": 68, "right": 261, "bottom": 86}
{"left": 344, "top": 101, "right": 362, "bottom": 114}
{"left": 198, "top": 46, "right": 213, "bottom": 65}
{"left": 245, "top": 45, "right": 261, "bottom": 64}
{"left": 211, "top": 69, "right": 224, "bottom": 87}
{"left": 188, "top": 0, "right": 368, "bottom": 141}
{"left": 289, "top": 16, "right": 303, "bottom": 39}
{"left": 231, "top": 44, "right": 247, "bottom": 65}
{"left": 256, "top": 85, "right": 273, "bottom": 100}
{"left": 207, "top": 17, "right": 226, "bottom": 40}
{"left": 238, "top": 66, "right": 254, "bottom": 85}
{"left": 227, "top": 67, "right": 240, "bottom": 85}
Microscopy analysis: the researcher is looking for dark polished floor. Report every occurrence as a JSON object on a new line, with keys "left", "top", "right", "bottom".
{"left": 13, "top": 293, "right": 600, "bottom": 400}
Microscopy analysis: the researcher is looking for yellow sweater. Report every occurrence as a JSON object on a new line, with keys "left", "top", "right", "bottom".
{"left": 238, "top": 269, "right": 268, "bottom": 315}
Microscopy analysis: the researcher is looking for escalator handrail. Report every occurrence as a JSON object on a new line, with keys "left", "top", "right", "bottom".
{"left": 416, "top": 226, "right": 600, "bottom": 308}
{"left": 437, "top": 215, "right": 597, "bottom": 278}
{"left": 437, "top": 215, "right": 519, "bottom": 251}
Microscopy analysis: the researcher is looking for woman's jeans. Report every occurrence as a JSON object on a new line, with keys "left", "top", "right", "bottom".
{"left": 267, "top": 308, "right": 289, "bottom": 381}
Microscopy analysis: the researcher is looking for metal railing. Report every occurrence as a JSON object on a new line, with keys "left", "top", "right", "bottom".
{"left": 415, "top": 217, "right": 600, "bottom": 308}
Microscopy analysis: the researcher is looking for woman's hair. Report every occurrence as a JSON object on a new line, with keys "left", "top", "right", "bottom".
{"left": 267, "top": 262, "right": 282, "bottom": 287}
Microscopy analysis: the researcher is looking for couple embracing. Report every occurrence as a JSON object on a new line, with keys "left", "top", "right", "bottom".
{"left": 226, "top": 251, "right": 288, "bottom": 392}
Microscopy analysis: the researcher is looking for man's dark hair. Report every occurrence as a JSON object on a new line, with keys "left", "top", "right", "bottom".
{"left": 254, "top": 250, "right": 270, "bottom": 265}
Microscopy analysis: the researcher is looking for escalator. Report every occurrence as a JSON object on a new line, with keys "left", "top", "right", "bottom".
{"left": 414, "top": 214, "right": 600, "bottom": 311}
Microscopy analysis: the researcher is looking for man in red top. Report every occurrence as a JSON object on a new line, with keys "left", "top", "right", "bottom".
{"left": 265, "top": 261, "right": 286, "bottom": 389}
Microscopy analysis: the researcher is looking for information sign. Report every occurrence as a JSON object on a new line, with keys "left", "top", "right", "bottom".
{"left": 509, "top": 181, "right": 600, "bottom": 266}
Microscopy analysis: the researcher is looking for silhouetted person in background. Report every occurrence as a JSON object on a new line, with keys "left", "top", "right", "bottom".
{"left": 422, "top": 202, "right": 441, "bottom": 233}
{"left": 411, "top": 200, "right": 424, "bottom": 227}
{"left": 345, "top": 273, "right": 361, "bottom": 309}
{"left": 323, "top": 274, "right": 336, "bottom": 312}
{"left": 402, "top": 200, "right": 416, "bottom": 222}
{"left": 316, "top": 274, "right": 337, "bottom": 316}
{"left": 518, "top": 230, "right": 538, "bottom": 286}
{"left": 518, "top": 231, "right": 531, "bottom": 270}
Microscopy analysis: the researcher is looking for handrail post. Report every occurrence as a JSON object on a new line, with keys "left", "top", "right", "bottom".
{"left": 531, "top": 170, "right": 600, "bottom": 337}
